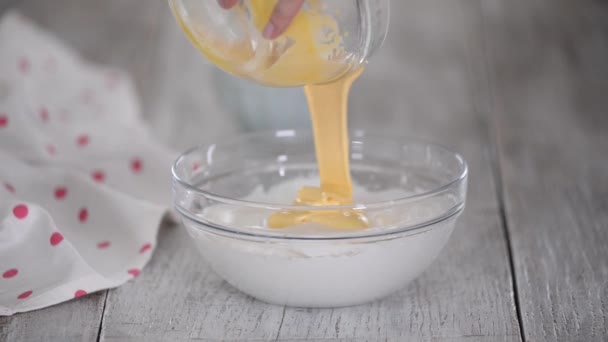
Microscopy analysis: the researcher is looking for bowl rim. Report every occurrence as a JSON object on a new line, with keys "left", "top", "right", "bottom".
{"left": 173, "top": 130, "right": 468, "bottom": 210}
{"left": 172, "top": 129, "right": 468, "bottom": 240}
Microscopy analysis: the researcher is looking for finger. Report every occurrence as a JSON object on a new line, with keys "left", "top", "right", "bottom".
{"left": 263, "top": 0, "right": 306, "bottom": 39}
{"left": 218, "top": 0, "right": 239, "bottom": 9}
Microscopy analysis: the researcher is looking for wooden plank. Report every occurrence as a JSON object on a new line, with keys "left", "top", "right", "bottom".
{"left": 0, "top": 0, "right": 20, "bottom": 13}
{"left": 274, "top": 214, "right": 519, "bottom": 342}
{"left": 0, "top": 1, "right": 109, "bottom": 341}
{"left": 0, "top": 1, "right": 166, "bottom": 341}
{"left": 100, "top": 223, "right": 287, "bottom": 342}
{"left": 480, "top": 0, "right": 608, "bottom": 341}
{"left": 99, "top": 0, "right": 521, "bottom": 341}
{"left": 2, "top": 0, "right": 523, "bottom": 341}
{"left": 0, "top": 292, "right": 107, "bottom": 342}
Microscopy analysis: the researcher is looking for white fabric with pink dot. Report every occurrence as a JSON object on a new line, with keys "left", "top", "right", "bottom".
{"left": 0, "top": 12, "right": 175, "bottom": 316}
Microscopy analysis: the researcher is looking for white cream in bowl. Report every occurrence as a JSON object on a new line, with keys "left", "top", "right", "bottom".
{"left": 181, "top": 178, "right": 460, "bottom": 308}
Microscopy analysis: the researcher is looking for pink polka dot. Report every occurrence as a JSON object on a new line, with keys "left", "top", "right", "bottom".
{"left": 40, "top": 107, "right": 49, "bottom": 122}
{"left": 128, "top": 269, "right": 140, "bottom": 277}
{"left": 74, "top": 290, "right": 87, "bottom": 298}
{"left": 92, "top": 170, "right": 105, "bottom": 183}
{"left": 4, "top": 182, "right": 15, "bottom": 193}
{"left": 46, "top": 144, "right": 56, "bottom": 156}
{"left": 97, "top": 241, "right": 111, "bottom": 249}
{"left": 76, "top": 134, "right": 90, "bottom": 147}
{"left": 3, "top": 268, "right": 18, "bottom": 279}
{"left": 79, "top": 208, "right": 88, "bottom": 223}
{"left": 0, "top": 114, "right": 7, "bottom": 128}
{"left": 131, "top": 158, "right": 143, "bottom": 173}
{"left": 13, "top": 204, "right": 28, "bottom": 219}
{"left": 18, "top": 290, "right": 32, "bottom": 299}
{"left": 50, "top": 232, "right": 64, "bottom": 246}
{"left": 18, "top": 57, "right": 30, "bottom": 74}
{"left": 54, "top": 187, "right": 67, "bottom": 200}
{"left": 81, "top": 89, "right": 95, "bottom": 104}
{"left": 139, "top": 243, "right": 152, "bottom": 254}
{"left": 192, "top": 163, "right": 200, "bottom": 171}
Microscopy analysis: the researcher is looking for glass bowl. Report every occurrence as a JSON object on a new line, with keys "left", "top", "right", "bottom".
{"left": 172, "top": 130, "right": 468, "bottom": 307}
{"left": 169, "top": 0, "right": 390, "bottom": 86}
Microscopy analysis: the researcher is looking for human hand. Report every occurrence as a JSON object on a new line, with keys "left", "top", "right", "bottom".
{"left": 218, "top": 0, "right": 306, "bottom": 39}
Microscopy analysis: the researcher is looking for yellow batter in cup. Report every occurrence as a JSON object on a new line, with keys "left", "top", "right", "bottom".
{"left": 171, "top": 0, "right": 387, "bottom": 230}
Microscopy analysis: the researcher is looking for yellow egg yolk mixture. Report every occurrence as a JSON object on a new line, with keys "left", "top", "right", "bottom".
{"left": 174, "top": 0, "right": 369, "bottom": 230}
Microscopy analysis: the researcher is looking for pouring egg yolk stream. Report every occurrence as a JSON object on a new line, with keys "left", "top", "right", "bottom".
{"left": 267, "top": 69, "right": 369, "bottom": 231}
{"left": 174, "top": 0, "right": 369, "bottom": 230}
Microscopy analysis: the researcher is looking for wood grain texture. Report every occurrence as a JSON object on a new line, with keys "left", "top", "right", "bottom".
{"left": 481, "top": 0, "right": 608, "bottom": 341}
{"left": 272, "top": 1, "right": 521, "bottom": 339}
{"left": 0, "top": 291, "right": 107, "bottom": 342}
{"left": 99, "top": 0, "right": 521, "bottom": 341}
{"left": 0, "top": 0, "right": 531, "bottom": 341}
{"left": 99, "top": 224, "right": 288, "bottom": 342}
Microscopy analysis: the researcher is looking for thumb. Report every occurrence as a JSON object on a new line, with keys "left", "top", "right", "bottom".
{"left": 263, "top": 0, "right": 306, "bottom": 39}
{"left": 217, "top": 0, "right": 239, "bottom": 9}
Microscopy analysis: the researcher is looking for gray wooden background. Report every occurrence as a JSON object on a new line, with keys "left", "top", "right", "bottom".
{"left": 1, "top": 0, "right": 607, "bottom": 341}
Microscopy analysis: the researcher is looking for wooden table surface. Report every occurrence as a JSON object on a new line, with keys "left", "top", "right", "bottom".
{"left": 1, "top": 0, "right": 607, "bottom": 341}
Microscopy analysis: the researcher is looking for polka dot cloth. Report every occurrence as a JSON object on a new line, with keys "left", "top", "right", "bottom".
{"left": 0, "top": 12, "right": 176, "bottom": 316}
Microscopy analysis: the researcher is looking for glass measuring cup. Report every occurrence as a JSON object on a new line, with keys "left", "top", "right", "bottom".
{"left": 169, "top": 0, "right": 390, "bottom": 87}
